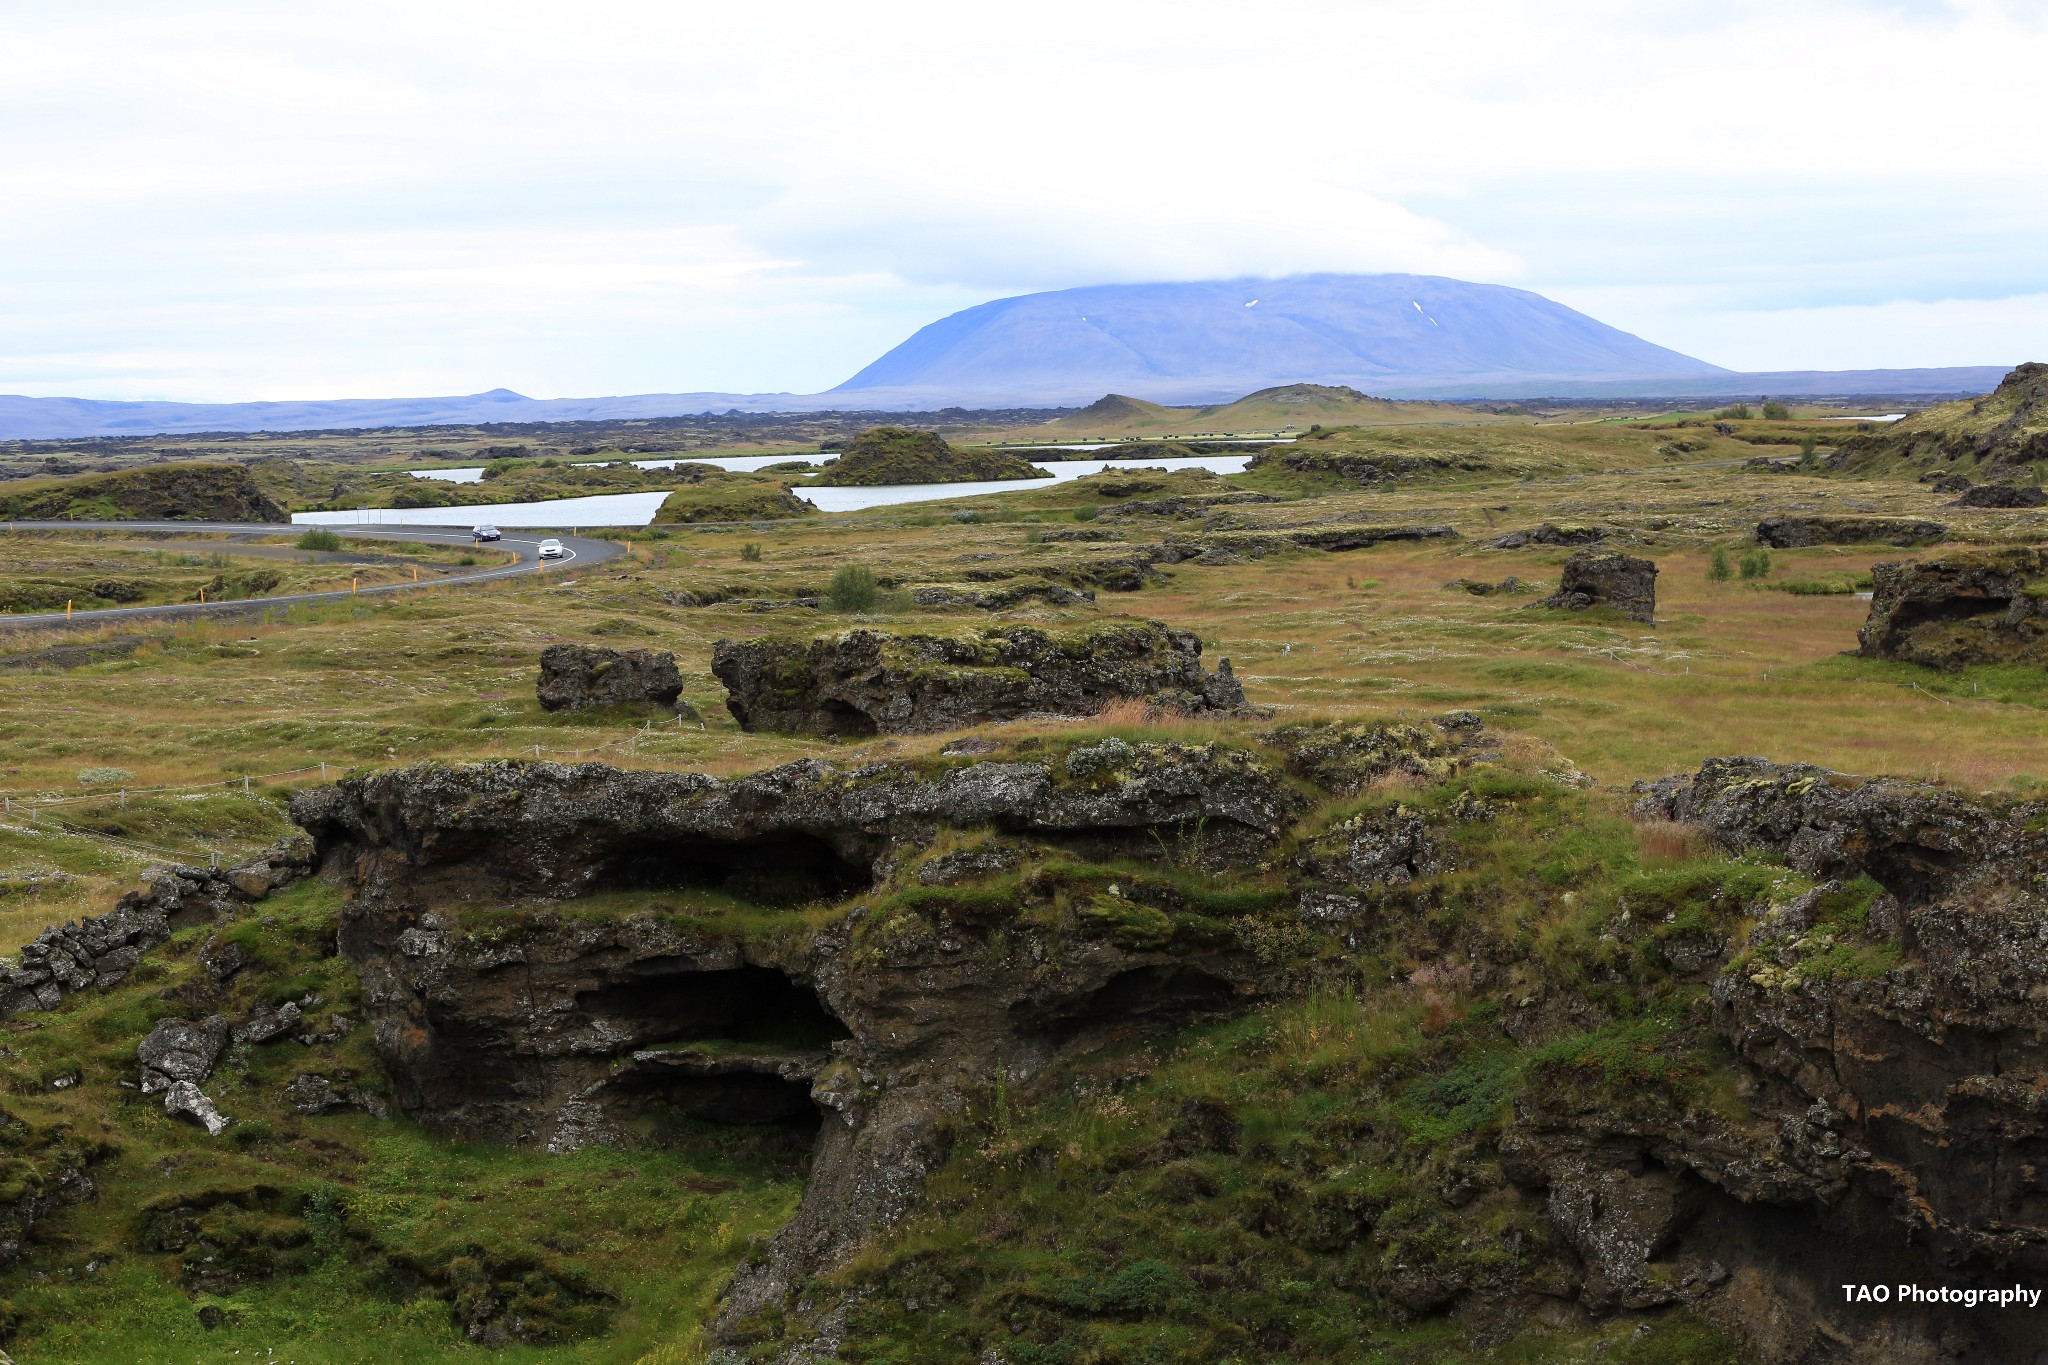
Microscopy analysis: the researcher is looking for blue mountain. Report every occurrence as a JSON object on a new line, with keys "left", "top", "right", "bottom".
{"left": 834, "top": 273, "right": 1728, "bottom": 403}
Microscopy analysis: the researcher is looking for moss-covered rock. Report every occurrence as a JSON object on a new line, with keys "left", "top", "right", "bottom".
{"left": 811, "top": 427, "right": 1052, "bottom": 486}
{"left": 710, "top": 618, "right": 1248, "bottom": 736}
{"left": 1855, "top": 546, "right": 2048, "bottom": 668}
{"left": 1830, "top": 361, "right": 2048, "bottom": 479}
{"left": 0, "top": 462, "right": 288, "bottom": 522}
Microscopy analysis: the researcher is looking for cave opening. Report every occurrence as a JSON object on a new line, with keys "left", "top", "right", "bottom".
{"left": 574, "top": 963, "right": 850, "bottom": 1052}
{"left": 817, "top": 699, "right": 880, "bottom": 738}
{"left": 578, "top": 964, "right": 849, "bottom": 1151}
{"left": 593, "top": 830, "right": 871, "bottom": 906}
{"left": 1889, "top": 591, "right": 2013, "bottom": 636}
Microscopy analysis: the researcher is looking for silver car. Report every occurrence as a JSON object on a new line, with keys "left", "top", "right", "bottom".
{"left": 537, "top": 538, "right": 566, "bottom": 560}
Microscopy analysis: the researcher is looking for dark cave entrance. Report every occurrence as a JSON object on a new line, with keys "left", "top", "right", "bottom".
{"left": 577, "top": 964, "right": 850, "bottom": 1148}
{"left": 592, "top": 830, "right": 871, "bottom": 906}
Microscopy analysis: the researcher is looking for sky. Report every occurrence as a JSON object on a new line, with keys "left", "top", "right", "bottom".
{"left": 1, "top": 0, "right": 2044, "bottom": 401}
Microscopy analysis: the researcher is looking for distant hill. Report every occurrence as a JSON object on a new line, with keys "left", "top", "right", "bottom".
{"left": 1829, "top": 362, "right": 2048, "bottom": 479}
{"left": 1022, "top": 384, "right": 1510, "bottom": 439}
{"left": 833, "top": 274, "right": 1728, "bottom": 404}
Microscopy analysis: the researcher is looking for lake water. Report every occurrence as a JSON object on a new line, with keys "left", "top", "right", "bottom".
{"left": 292, "top": 491, "right": 676, "bottom": 529}
{"left": 409, "top": 452, "right": 835, "bottom": 484}
{"left": 346, "top": 454, "right": 1260, "bottom": 525}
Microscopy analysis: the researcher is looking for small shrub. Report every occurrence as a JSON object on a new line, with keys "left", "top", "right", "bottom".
{"left": 1798, "top": 434, "right": 1817, "bottom": 458}
{"left": 739, "top": 542, "right": 763, "bottom": 563}
{"left": 76, "top": 766, "right": 135, "bottom": 787}
{"left": 1738, "top": 549, "right": 1772, "bottom": 580}
{"left": 825, "top": 564, "right": 880, "bottom": 613}
{"left": 1706, "top": 548, "right": 1733, "bottom": 582}
{"left": 1714, "top": 404, "right": 1753, "bottom": 421}
{"left": 1073, "top": 506, "right": 1099, "bottom": 522}
{"left": 1761, "top": 400, "right": 1791, "bottom": 420}
{"left": 295, "top": 528, "right": 342, "bottom": 552}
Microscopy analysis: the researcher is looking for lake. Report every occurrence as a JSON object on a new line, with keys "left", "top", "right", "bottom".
{"left": 331, "top": 454, "right": 1261, "bottom": 526}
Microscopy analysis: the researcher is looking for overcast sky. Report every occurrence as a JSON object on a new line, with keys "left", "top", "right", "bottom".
{"left": 2, "top": 0, "right": 2044, "bottom": 400}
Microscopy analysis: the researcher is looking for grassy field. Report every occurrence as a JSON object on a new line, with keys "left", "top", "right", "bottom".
{"left": 0, "top": 423, "right": 2041, "bottom": 1362}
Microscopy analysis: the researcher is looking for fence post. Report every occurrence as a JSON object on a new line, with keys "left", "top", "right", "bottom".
{"left": 243, "top": 775, "right": 251, "bottom": 796}
{"left": 119, "top": 789, "right": 126, "bottom": 809}
{"left": 320, "top": 762, "right": 327, "bottom": 781}
{"left": 534, "top": 745, "right": 541, "bottom": 760}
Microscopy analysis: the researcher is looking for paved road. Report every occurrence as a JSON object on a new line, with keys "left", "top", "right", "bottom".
{"left": 0, "top": 521, "right": 625, "bottom": 630}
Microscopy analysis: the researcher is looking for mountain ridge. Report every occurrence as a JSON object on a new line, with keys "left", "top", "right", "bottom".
{"left": 833, "top": 273, "right": 1730, "bottom": 400}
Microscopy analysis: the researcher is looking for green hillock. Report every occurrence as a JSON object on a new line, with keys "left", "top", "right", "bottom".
{"left": 811, "top": 427, "right": 1053, "bottom": 486}
{"left": 1830, "top": 361, "right": 2048, "bottom": 479}
{"left": 651, "top": 478, "right": 815, "bottom": 523}
{"left": 0, "top": 463, "right": 289, "bottom": 523}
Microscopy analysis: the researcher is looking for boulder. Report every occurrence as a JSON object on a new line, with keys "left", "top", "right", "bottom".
{"left": 1754, "top": 515, "right": 1946, "bottom": 548}
{"left": 1855, "top": 547, "right": 2048, "bottom": 668}
{"left": 162, "top": 1080, "right": 230, "bottom": 1136}
{"left": 1952, "top": 483, "right": 2048, "bottom": 509}
{"left": 232, "top": 1000, "right": 302, "bottom": 1045}
{"left": 139, "top": 1016, "right": 229, "bottom": 1094}
{"left": 283, "top": 1071, "right": 389, "bottom": 1119}
{"left": 535, "top": 644, "right": 685, "bottom": 712}
{"left": 1536, "top": 549, "right": 1658, "bottom": 623}
{"left": 711, "top": 619, "right": 1249, "bottom": 736}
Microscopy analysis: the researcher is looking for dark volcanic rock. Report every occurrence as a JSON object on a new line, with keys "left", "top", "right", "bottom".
{"left": 1832, "top": 361, "right": 2048, "bottom": 477}
{"left": 138, "top": 1016, "right": 229, "bottom": 1094}
{"left": 1486, "top": 522, "right": 1606, "bottom": 549}
{"left": 291, "top": 744, "right": 1307, "bottom": 1317}
{"left": 1754, "top": 515, "right": 1946, "bottom": 548}
{"left": 906, "top": 581, "right": 1093, "bottom": 610}
{"left": 535, "top": 644, "right": 685, "bottom": 712}
{"left": 0, "top": 837, "right": 312, "bottom": 1018}
{"left": 1854, "top": 547, "right": 2048, "bottom": 668}
{"left": 1952, "top": 482, "right": 2047, "bottom": 508}
{"left": 710, "top": 619, "right": 1248, "bottom": 736}
{"left": 1536, "top": 548, "right": 1658, "bottom": 623}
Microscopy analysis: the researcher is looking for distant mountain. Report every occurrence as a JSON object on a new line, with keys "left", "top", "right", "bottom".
{"left": 833, "top": 274, "right": 1729, "bottom": 404}
{"left": 0, "top": 269, "right": 2020, "bottom": 440}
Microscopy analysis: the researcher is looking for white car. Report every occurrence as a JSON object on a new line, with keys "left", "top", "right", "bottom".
{"left": 537, "top": 538, "right": 566, "bottom": 560}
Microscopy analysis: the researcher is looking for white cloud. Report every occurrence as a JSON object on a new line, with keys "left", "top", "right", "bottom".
{"left": 0, "top": 0, "right": 2044, "bottom": 397}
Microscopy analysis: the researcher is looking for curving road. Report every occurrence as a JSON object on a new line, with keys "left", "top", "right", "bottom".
{"left": 0, "top": 520, "right": 625, "bottom": 630}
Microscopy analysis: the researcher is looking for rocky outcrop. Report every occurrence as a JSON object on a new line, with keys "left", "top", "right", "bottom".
{"left": 0, "top": 1112, "right": 102, "bottom": 1269}
{"left": 1247, "top": 445, "right": 1492, "bottom": 486}
{"left": 534, "top": 643, "right": 686, "bottom": 712}
{"left": 906, "top": 581, "right": 1093, "bottom": 610}
{"left": 1536, "top": 548, "right": 1658, "bottom": 623}
{"left": 1830, "top": 361, "right": 2048, "bottom": 479}
{"left": 1753, "top": 515, "right": 1946, "bottom": 548}
{"left": 0, "top": 462, "right": 288, "bottom": 522}
{"left": 710, "top": 619, "right": 1248, "bottom": 736}
{"left": 1855, "top": 547, "right": 2048, "bottom": 668}
{"left": 1952, "top": 482, "right": 2047, "bottom": 508}
{"left": 290, "top": 741, "right": 1315, "bottom": 1321}
{"left": 0, "top": 837, "right": 312, "bottom": 1017}
{"left": 1152, "top": 524, "right": 1459, "bottom": 566}
{"left": 1615, "top": 757, "right": 2048, "bottom": 1359}
{"left": 1486, "top": 523, "right": 1606, "bottom": 549}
